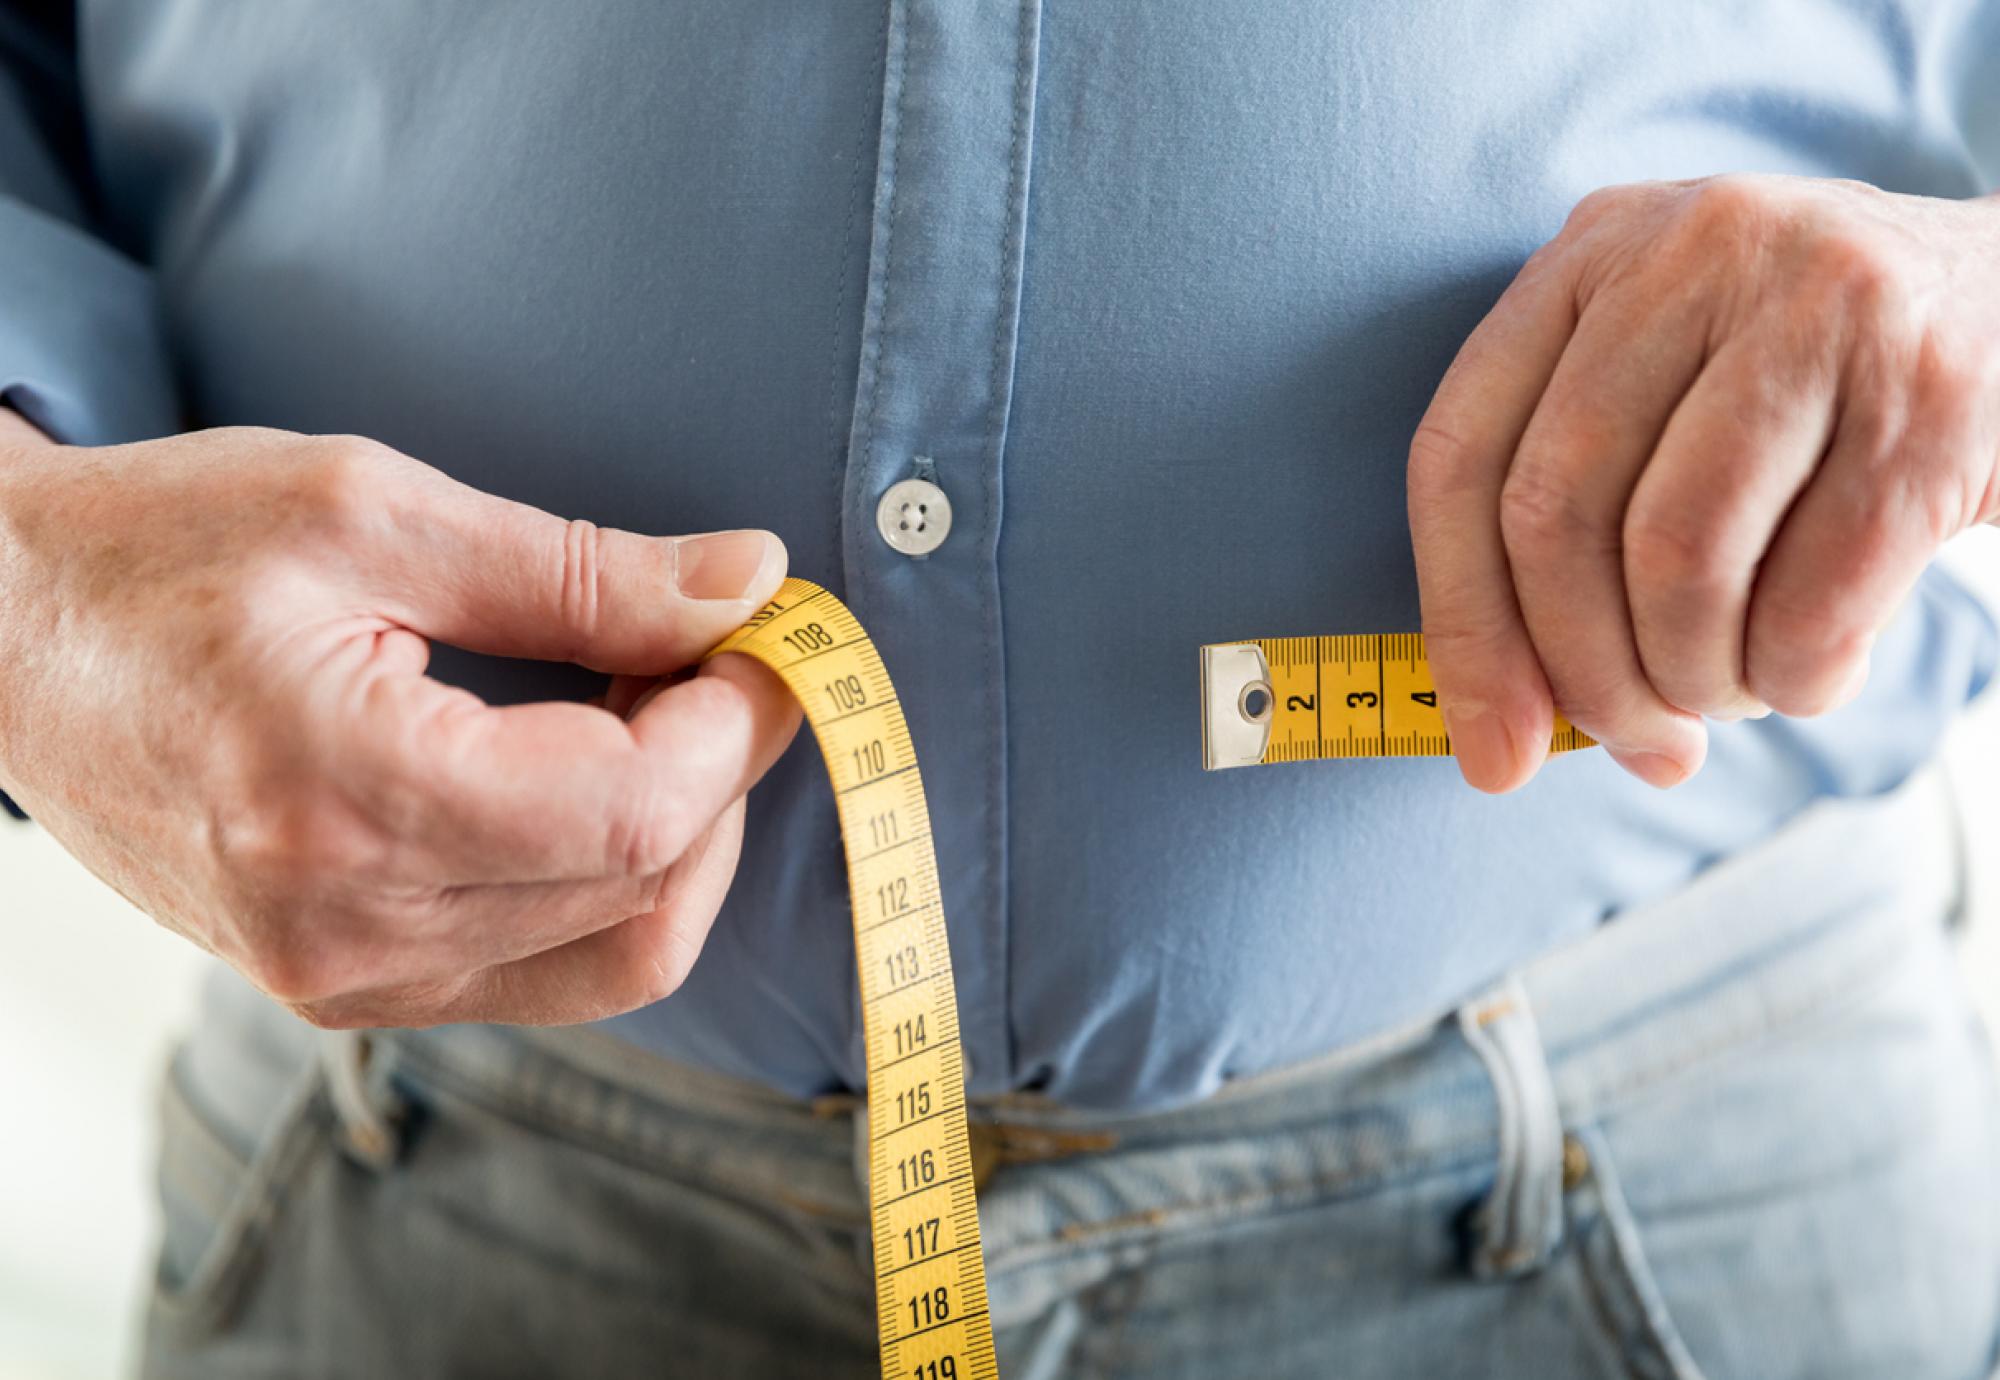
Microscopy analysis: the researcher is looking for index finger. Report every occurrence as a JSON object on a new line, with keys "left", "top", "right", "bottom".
{"left": 1406, "top": 248, "right": 1576, "bottom": 792}
{"left": 340, "top": 651, "right": 800, "bottom": 885}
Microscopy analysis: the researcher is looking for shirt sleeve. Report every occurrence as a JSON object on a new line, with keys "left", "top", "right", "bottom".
{"left": 0, "top": 6, "right": 177, "bottom": 822}
{"left": 1943, "top": 0, "right": 2000, "bottom": 192}
{"left": 0, "top": 2, "right": 176, "bottom": 445}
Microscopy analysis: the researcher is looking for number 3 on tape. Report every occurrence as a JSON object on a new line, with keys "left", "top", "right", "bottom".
{"left": 1200, "top": 634, "right": 1595, "bottom": 770}
{"left": 708, "top": 579, "right": 998, "bottom": 1380}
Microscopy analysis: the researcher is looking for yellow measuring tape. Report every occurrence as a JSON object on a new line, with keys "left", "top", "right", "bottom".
{"left": 709, "top": 583, "right": 1598, "bottom": 1377}
{"left": 1200, "top": 634, "right": 1595, "bottom": 770}
{"left": 708, "top": 578, "right": 997, "bottom": 1380}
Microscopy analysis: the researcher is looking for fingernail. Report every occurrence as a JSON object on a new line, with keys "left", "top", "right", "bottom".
{"left": 1831, "top": 655, "right": 1871, "bottom": 710}
{"left": 1711, "top": 699, "right": 1772, "bottom": 724}
{"left": 676, "top": 530, "right": 779, "bottom": 601}
{"left": 1607, "top": 748, "right": 1693, "bottom": 790}
{"left": 1443, "top": 706, "right": 1522, "bottom": 792}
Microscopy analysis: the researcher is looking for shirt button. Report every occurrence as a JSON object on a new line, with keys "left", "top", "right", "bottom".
{"left": 875, "top": 478, "right": 952, "bottom": 557}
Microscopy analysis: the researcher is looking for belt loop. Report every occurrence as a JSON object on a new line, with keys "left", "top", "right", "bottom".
{"left": 319, "top": 1030, "right": 405, "bottom": 1172}
{"left": 852, "top": 1102, "right": 872, "bottom": 1199}
{"left": 1458, "top": 975, "right": 1566, "bottom": 1279}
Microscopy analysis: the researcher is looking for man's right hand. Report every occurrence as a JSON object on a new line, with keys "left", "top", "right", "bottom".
{"left": 0, "top": 420, "right": 801, "bottom": 1028}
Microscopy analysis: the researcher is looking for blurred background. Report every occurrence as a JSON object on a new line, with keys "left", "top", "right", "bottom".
{"left": 5, "top": 536, "right": 2000, "bottom": 1379}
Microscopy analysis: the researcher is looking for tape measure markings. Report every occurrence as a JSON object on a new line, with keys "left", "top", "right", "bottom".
{"left": 1201, "top": 632, "right": 1595, "bottom": 770}
{"left": 708, "top": 578, "right": 998, "bottom": 1380}
{"left": 709, "top": 583, "right": 1598, "bottom": 1372}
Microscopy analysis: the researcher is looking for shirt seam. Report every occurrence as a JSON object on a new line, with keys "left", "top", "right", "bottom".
{"left": 825, "top": 2, "right": 892, "bottom": 590}
{"left": 985, "top": 0, "right": 1041, "bottom": 1090}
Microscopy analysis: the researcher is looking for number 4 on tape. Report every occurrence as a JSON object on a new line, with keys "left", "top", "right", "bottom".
{"left": 1200, "top": 634, "right": 1593, "bottom": 770}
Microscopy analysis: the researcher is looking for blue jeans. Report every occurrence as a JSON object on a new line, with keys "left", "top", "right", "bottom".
{"left": 142, "top": 770, "right": 2000, "bottom": 1379}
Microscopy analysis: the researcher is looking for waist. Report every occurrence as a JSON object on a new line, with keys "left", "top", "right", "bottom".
{"left": 186, "top": 764, "right": 1964, "bottom": 1170}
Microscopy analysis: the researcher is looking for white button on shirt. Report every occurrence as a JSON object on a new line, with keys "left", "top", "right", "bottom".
{"left": 875, "top": 477, "right": 951, "bottom": 557}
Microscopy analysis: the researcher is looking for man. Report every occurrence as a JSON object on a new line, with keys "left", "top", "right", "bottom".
{"left": 3, "top": 2, "right": 1999, "bottom": 1376}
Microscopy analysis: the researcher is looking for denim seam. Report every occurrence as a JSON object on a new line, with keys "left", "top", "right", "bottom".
{"left": 1555, "top": 915, "right": 1919, "bottom": 1126}
{"left": 392, "top": 1046, "right": 867, "bottom": 1228}
{"left": 983, "top": 1144, "right": 1495, "bottom": 1274}
{"left": 151, "top": 1066, "right": 330, "bottom": 1333}
{"left": 1567, "top": 1122, "right": 1707, "bottom": 1380}
{"left": 416, "top": 1177, "right": 869, "bottom": 1309}
{"left": 393, "top": 1033, "right": 829, "bottom": 1140}
{"left": 160, "top": 1059, "right": 254, "bottom": 1190}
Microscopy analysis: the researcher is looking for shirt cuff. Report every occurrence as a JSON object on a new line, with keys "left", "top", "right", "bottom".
{"left": 0, "top": 197, "right": 177, "bottom": 445}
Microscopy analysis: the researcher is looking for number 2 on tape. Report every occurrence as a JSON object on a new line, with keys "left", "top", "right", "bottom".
{"left": 1200, "top": 633, "right": 1596, "bottom": 770}
{"left": 708, "top": 579, "right": 998, "bottom": 1380}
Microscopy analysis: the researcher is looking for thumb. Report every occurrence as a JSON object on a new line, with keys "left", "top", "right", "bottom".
{"left": 375, "top": 466, "right": 787, "bottom": 673}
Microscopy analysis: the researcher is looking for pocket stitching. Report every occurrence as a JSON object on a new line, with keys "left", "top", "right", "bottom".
{"left": 151, "top": 1054, "right": 328, "bottom": 1332}
{"left": 1567, "top": 1122, "right": 1708, "bottom": 1380}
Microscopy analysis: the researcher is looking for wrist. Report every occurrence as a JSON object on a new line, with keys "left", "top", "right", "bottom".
{"left": 0, "top": 408, "right": 54, "bottom": 786}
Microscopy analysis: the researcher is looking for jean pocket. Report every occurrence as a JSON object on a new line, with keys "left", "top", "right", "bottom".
{"left": 149, "top": 1047, "right": 326, "bottom": 1331}
{"left": 1570, "top": 930, "right": 2000, "bottom": 1380}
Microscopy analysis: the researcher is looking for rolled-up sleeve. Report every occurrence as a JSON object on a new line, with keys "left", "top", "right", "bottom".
{"left": 0, "top": 3, "right": 174, "bottom": 445}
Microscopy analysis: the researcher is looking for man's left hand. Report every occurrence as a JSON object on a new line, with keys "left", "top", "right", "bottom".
{"left": 1408, "top": 174, "right": 2000, "bottom": 792}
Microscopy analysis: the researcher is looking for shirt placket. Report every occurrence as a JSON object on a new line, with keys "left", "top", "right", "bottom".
{"left": 838, "top": 0, "right": 1041, "bottom": 1096}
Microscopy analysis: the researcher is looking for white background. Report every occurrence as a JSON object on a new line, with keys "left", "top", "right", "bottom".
{"left": 5, "top": 535, "right": 2000, "bottom": 1379}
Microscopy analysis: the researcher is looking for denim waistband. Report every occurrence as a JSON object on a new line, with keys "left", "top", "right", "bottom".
{"left": 187, "top": 766, "right": 1961, "bottom": 1237}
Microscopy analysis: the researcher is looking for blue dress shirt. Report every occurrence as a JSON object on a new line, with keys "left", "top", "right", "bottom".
{"left": 6, "top": 1, "right": 1999, "bottom": 1109}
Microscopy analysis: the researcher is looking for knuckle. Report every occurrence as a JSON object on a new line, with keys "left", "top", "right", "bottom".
{"left": 249, "top": 904, "right": 419, "bottom": 1011}
{"left": 296, "top": 435, "right": 396, "bottom": 533}
{"left": 1912, "top": 330, "right": 1989, "bottom": 424}
{"left": 1406, "top": 423, "right": 1480, "bottom": 505}
{"left": 1680, "top": 174, "right": 1775, "bottom": 239}
{"left": 607, "top": 783, "right": 697, "bottom": 878}
{"left": 1549, "top": 668, "right": 1627, "bottom": 727}
{"left": 1561, "top": 184, "right": 1633, "bottom": 237}
{"left": 246, "top": 936, "right": 343, "bottom": 1007}
{"left": 1840, "top": 501, "right": 1928, "bottom": 591}
{"left": 1538, "top": 652, "right": 1658, "bottom": 738}
{"left": 1749, "top": 653, "right": 1863, "bottom": 718}
{"left": 222, "top": 795, "right": 377, "bottom": 890}
{"left": 1498, "top": 465, "right": 1593, "bottom": 556}
{"left": 1419, "top": 618, "right": 1523, "bottom": 679}
{"left": 1623, "top": 504, "right": 1734, "bottom": 597}
{"left": 1641, "top": 651, "right": 1744, "bottom": 720}
{"left": 1747, "top": 596, "right": 1871, "bottom": 715}
{"left": 1809, "top": 232, "right": 1903, "bottom": 315}
{"left": 1763, "top": 586, "right": 1862, "bottom": 657}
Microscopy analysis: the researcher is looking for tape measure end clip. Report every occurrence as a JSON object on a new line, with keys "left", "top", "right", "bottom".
{"left": 1199, "top": 642, "right": 1273, "bottom": 770}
